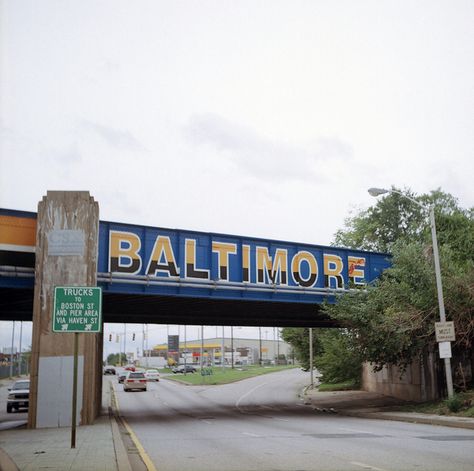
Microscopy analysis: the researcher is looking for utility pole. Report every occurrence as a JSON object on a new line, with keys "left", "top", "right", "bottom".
{"left": 10, "top": 321, "right": 15, "bottom": 378}
{"left": 309, "top": 328, "right": 314, "bottom": 388}
{"left": 146, "top": 324, "right": 149, "bottom": 367}
{"left": 201, "top": 325, "right": 204, "bottom": 370}
{"left": 124, "top": 323, "right": 127, "bottom": 365}
{"left": 231, "top": 326, "right": 234, "bottom": 369}
{"left": 222, "top": 326, "right": 225, "bottom": 371}
{"left": 19, "top": 321, "right": 23, "bottom": 376}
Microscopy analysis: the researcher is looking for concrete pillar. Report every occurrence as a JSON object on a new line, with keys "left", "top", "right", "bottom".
{"left": 28, "top": 192, "right": 101, "bottom": 428}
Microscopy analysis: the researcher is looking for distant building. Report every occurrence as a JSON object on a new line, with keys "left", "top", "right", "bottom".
{"left": 143, "top": 337, "right": 292, "bottom": 367}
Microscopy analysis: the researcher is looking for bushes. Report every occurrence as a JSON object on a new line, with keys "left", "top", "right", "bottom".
{"left": 315, "top": 329, "right": 363, "bottom": 386}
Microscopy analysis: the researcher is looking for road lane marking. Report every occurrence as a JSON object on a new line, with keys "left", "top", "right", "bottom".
{"left": 122, "top": 417, "right": 159, "bottom": 471}
{"left": 242, "top": 432, "right": 261, "bottom": 437}
{"left": 111, "top": 381, "right": 158, "bottom": 471}
{"left": 350, "top": 461, "right": 389, "bottom": 471}
{"left": 235, "top": 381, "right": 268, "bottom": 412}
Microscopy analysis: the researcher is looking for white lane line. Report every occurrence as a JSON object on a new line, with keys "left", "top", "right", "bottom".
{"left": 350, "top": 461, "right": 390, "bottom": 471}
{"left": 235, "top": 382, "right": 268, "bottom": 413}
{"left": 340, "top": 427, "right": 380, "bottom": 435}
{"left": 242, "top": 432, "right": 261, "bottom": 437}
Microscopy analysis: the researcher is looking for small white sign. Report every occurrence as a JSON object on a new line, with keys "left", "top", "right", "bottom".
{"left": 435, "top": 321, "right": 456, "bottom": 342}
{"left": 48, "top": 230, "right": 85, "bottom": 256}
{"left": 439, "top": 341, "right": 452, "bottom": 359}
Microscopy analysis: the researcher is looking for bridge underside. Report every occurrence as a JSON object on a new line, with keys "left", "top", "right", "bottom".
{"left": 0, "top": 287, "right": 336, "bottom": 327}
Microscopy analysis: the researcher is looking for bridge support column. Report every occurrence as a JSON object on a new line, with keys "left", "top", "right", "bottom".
{"left": 28, "top": 191, "right": 101, "bottom": 428}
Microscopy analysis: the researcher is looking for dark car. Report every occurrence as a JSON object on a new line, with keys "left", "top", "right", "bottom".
{"left": 118, "top": 371, "right": 127, "bottom": 384}
{"left": 172, "top": 365, "right": 196, "bottom": 374}
{"left": 103, "top": 366, "right": 116, "bottom": 375}
{"left": 7, "top": 379, "right": 30, "bottom": 413}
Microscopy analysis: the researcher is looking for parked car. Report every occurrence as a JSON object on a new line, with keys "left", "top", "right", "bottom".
{"left": 103, "top": 366, "right": 116, "bottom": 375}
{"left": 172, "top": 364, "right": 196, "bottom": 374}
{"left": 145, "top": 369, "right": 160, "bottom": 381}
{"left": 118, "top": 371, "right": 128, "bottom": 384}
{"left": 123, "top": 371, "right": 147, "bottom": 391}
{"left": 7, "top": 379, "right": 30, "bottom": 413}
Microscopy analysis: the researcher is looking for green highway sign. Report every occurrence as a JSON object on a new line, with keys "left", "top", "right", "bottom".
{"left": 53, "top": 287, "right": 102, "bottom": 333}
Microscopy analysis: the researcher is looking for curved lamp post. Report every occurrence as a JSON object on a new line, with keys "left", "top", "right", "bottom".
{"left": 368, "top": 187, "right": 454, "bottom": 398}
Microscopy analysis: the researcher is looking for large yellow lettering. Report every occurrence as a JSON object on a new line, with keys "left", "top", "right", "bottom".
{"left": 323, "top": 253, "right": 344, "bottom": 289}
{"left": 109, "top": 231, "right": 142, "bottom": 274}
{"left": 256, "top": 247, "right": 288, "bottom": 285}
{"left": 146, "top": 236, "right": 179, "bottom": 277}
{"left": 348, "top": 256, "right": 366, "bottom": 285}
{"left": 291, "top": 251, "right": 318, "bottom": 287}
{"left": 242, "top": 244, "right": 251, "bottom": 282}
{"left": 185, "top": 239, "right": 209, "bottom": 279}
{"left": 212, "top": 242, "right": 237, "bottom": 281}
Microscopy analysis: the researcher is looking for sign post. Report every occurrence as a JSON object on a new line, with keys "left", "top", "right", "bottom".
{"left": 435, "top": 321, "right": 455, "bottom": 361}
{"left": 52, "top": 286, "right": 102, "bottom": 448}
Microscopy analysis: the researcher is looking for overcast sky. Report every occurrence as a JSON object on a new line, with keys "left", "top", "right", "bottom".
{"left": 1, "top": 1, "right": 473, "bottom": 354}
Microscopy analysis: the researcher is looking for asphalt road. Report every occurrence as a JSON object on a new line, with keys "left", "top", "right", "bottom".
{"left": 113, "top": 368, "right": 474, "bottom": 471}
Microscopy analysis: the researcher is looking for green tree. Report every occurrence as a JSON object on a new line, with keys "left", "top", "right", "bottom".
{"left": 106, "top": 353, "right": 126, "bottom": 366}
{"left": 326, "top": 188, "right": 474, "bottom": 385}
{"left": 280, "top": 328, "right": 322, "bottom": 370}
{"left": 315, "top": 329, "right": 363, "bottom": 385}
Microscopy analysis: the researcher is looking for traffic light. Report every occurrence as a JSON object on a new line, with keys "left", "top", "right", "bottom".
{"left": 108, "top": 334, "right": 112, "bottom": 342}
{"left": 132, "top": 333, "right": 136, "bottom": 341}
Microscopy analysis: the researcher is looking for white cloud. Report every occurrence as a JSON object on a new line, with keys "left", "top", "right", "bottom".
{"left": 184, "top": 113, "right": 353, "bottom": 183}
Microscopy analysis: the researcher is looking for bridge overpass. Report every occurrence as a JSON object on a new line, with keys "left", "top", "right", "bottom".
{"left": 0, "top": 192, "right": 390, "bottom": 429}
{"left": 0, "top": 208, "right": 390, "bottom": 327}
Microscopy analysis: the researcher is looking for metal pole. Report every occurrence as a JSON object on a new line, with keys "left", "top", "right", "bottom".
{"left": 146, "top": 324, "right": 151, "bottom": 366}
{"left": 201, "top": 325, "right": 204, "bottom": 370}
{"left": 71, "top": 332, "right": 79, "bottom": 448}
{"left": 231, "top": 326, "right": 234, "bottom": 369}
{"left": 142, "top": 325, "right": 145, "bottom": 364}
{"left": 146, "top": 324, "right": 149, "bottom": 368}
{"left": 259, "top": 327, "right": 262, "bottom": 367}
{"left": 124, "top": 323, "right": 127, "bottom": 366}
{"left": 277, "top": 328, "right": 280, "bottom": 364}
{"left": 9, "top": 321, "right": 15, "bottom": 378}
{"left": 184, "top": 325, "right": 187, "bottom": 374}
{"left": 273, "top": 327, "right": 276, "bottom": 365}
{"left": 309, "top": 328, "right": 314, "bottom": 388}
{"left": 430, "top": 207, "right": 454, "bottom": 398}
{"left": 19, "top": 321, "right": 23, "bottom": 376}
{"left": 222, "top": 326, "right": 225, "bottom": 371}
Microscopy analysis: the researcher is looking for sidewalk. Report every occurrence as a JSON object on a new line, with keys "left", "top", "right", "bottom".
{"left": 0, "top": 378, "right": 131, "bottom": 471}
{"left": 303, "top": 388, "right": 474, "bottom": 430}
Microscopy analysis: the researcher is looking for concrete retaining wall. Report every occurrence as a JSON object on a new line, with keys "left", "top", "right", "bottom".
{"left": 362, "top": 351, "right": 440, "bottom": 402}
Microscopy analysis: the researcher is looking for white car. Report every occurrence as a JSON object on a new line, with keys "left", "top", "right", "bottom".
{"left": 123, "top": 371, "right": 147, "bottom": 391}
{"left": 145, "top": 369, "right": 160, "bottom": 381}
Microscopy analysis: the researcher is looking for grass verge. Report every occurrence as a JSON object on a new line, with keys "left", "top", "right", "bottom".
{"left": 164, "top": 365, "right": 297, "bottom": 385}
{"left": 398, "top": 389, "right": 474, "bottom": 417}
{"left": 317, "top": 380, "right": 359, "bottom": 392}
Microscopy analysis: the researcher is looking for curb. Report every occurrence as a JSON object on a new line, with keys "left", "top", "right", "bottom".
{"left": 342, "top": 409, "right": 474, "bottom": 430}
{"left": 0, "top": 448, "right": 20, "bottom": 471}
{"left": 302, "top": 389, "right": 474, "bottom": 431}
{"left": 108, "top": 382, "right": 133, "bottom": 471}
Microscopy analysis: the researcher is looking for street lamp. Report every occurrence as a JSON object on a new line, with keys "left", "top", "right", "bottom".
{"left": 368, "top": 187, "right": 454, "bottom": 398}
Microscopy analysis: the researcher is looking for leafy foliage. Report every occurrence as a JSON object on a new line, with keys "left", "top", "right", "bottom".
{"left": 327, "top": 188, "right": 474, "bottom": 376}
{"left": 280, "top": 327, "right": 321, "bottom": 370}
{"left": 106, "top": 352, "right": 127, "bottom": 366}
{"left": 315, "top": 329, "right": 362, "bottom": 385}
